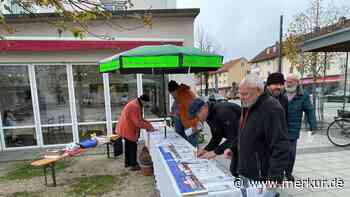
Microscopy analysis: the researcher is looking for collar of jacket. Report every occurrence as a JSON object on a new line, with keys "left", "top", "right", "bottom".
{"left": 296, "top": 85, "right": 304, "bottom": 96}
{"left": 206, "top": 101, "right": 216, "bottom": 123}
{"left": 264, "top": 87, "right": 285, "bottom": 100}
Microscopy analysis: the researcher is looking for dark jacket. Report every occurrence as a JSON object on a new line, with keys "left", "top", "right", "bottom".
{"left": 287, "top": 86, "right": 317, "bottom": 140}
{"left": 205, "top": 101, "right": 241, "bottom": 155}
{"left": 232, "top": 92, "right": 290, "bottom": 182}
{"left": 266, "top": 88, "right": 289, "bottom": 120}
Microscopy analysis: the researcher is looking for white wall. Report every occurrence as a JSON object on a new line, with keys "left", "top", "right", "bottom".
{"left": 0, "top": 17, "right": 194, "bottom": 46}
{"left": 177, "top": 0, "right": 199, "bottom": 8}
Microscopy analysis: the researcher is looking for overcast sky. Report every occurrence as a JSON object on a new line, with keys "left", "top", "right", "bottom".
{"left": 179, "top": 0, "right": 350, "bottom": 62}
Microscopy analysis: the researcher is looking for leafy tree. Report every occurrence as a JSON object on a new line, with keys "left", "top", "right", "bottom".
{"left": 0, "top": 0, "right": 153, "bottom": 38}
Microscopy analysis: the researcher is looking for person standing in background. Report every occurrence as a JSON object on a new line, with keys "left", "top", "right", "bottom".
{"left": 168, "top": 80, "right": 199, "bottom": 147}
{"left": 116, "top": 94, "right": 155, "bottom": 171}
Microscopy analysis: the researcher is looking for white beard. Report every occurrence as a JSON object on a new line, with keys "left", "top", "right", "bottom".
{"left": 286, "top": 86, "right": 297, "bottom": 93}
{"left": 241, "top": 96, "right": 259, "bottom": 108}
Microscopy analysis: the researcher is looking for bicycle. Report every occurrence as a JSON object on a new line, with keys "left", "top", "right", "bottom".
{"left": 326, "top": 110, "right": 350, "bottom": 147}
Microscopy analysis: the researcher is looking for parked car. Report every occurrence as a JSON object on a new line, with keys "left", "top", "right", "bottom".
{"left": 201, "top": 93, "right": 227, "bottom": 102}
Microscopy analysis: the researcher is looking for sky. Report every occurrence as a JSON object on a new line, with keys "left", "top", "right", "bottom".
{"left": 179, "top": 0, "right": 350, "bottom": 62}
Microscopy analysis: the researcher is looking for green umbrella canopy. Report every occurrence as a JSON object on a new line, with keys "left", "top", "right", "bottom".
{"left": 99, "top": 45, "right": 223, "bottom": 74}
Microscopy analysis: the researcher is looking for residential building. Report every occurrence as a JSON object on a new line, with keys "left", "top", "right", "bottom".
{"left": 250, "top": 43, "right": 344, "bottom": 86}
{"left": 196, "top": 57, "right": 250, "bottom": 97}
{"left": 250, "top": 17, "right": 350, "bottom": 92}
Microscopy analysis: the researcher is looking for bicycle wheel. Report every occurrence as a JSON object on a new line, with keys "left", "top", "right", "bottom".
{"left": 327, "top": 119, "right": 350, "bottom": 147}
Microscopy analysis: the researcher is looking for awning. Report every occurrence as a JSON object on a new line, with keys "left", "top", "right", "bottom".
{"left": 301, "top": 75, "right": 341, "bottom": 85}
{"left": 0, "top": 39, "right": 183, "bottom": 52}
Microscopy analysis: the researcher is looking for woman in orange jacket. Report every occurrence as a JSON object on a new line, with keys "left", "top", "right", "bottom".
{"left": 168, "top": 80, "right": 199, "bottom": 146}
{"left": 116, "top": 94, "right": 155, "bottom": 171}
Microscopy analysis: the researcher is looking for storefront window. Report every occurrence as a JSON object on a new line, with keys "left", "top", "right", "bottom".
{"left": 4, "top": 128, "right": 37, "bottom": 147}
{"left": 109, "top": 73, "right": 137, "bottom": 121}
{"left": 142, "top": 75, "right": 169, "bottom": 119}
{"left": 42, "top": 126, "right": 73, "bottom": 145}
{"left": 35, "top": 65, "right": 71, "bottom": 125}
{"left": 35, "top": 65, "right": 73, "bottom": 145}
{"left": 0, "top": 66, "right": 34, "bottom": 127}
{"left": 73, "top": 65, "right": 105, "bottom": 122}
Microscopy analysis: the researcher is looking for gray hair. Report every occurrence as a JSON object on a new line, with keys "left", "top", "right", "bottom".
{"left": 240, "top": 74, "right": 265, "bottom": 90}
{"left": 287, "top": 74, "right": 300, "bottom": 81}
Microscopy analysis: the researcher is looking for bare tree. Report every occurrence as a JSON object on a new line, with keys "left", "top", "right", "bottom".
{"left": 194, "top": 24, "right": 222, "bottom": 96}
{"left": 284, "top": 0, "right": 349, "bottom": 122}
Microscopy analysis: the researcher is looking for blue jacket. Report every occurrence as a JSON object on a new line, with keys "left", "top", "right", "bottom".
{"left": 287, "top": 87, "right": 317, "bottom": 140}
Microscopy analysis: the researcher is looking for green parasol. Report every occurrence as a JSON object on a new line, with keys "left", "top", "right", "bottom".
{"left": 99, "top": 44, "right": 223, "bottom": 138}
{"left": 99, "top": 45, "right": 223, "bottom": 74}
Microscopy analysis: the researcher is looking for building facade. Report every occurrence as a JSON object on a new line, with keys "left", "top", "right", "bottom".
{"left": 250, "top": 42, "right": 346, "bottom": 95}
{"left": 196, "top": 57, "right": 250, "bottom": 97}
{"left": 250, "top": 43, "right": 344, "bottom": 81}
{"left": 0, "top": 8, "right": 199, "bottom": 151}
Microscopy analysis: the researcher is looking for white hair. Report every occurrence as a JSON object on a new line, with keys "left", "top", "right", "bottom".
{"left": 287, "top": 73, "right": 300, "bottom": 81}
{"left": 240, "top": 74, "right": 264, "bottom": 90}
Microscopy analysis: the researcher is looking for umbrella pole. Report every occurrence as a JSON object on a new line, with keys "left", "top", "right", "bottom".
{"left": 162, "top": 73, "right": 167, "bottom": 138}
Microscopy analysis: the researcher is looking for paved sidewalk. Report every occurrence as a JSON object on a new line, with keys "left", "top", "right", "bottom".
{"left": 215, "top": 130, "right": 350, "bottom": 197}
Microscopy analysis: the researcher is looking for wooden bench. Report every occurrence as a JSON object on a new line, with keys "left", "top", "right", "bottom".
{"left": 31, "top": 154, "right": 68, "bottom": 187}
{"left": 30, "top": 134, "right": 120, "bottom": 187}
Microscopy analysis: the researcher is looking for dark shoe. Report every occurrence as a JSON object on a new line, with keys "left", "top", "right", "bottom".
{"left": 125, "top": 164, "right": 131, "bottom": 168}
{"left": 285, "top": 174, "right": 295, "bottom": 182}
{"left": 129, "top": 165, "right": 141, "bottom": 171}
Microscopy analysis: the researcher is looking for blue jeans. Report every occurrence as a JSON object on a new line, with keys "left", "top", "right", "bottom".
{"left": 174, "top": 116, "right": 186, "bottom": 139}
{"left": 174, "top": 117, "right": 198, "bottom": 147}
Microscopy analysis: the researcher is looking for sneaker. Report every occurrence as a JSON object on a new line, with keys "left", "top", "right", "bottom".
{"left": 129, "top": 165, "right": 141, "bottom": 171}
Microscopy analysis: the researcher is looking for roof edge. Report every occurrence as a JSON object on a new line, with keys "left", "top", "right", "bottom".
{"left": 4, "top": 8, "right": 200, "bottom": 23}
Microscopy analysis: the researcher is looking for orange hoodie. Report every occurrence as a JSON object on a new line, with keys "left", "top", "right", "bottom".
{"left": 175, "top": 84, "right": 198, "bottom": 129}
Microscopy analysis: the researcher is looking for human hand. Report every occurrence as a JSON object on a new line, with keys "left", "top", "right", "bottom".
{"left": 147, "top": 127, "right": 156, "bottom": 132}
{"left": 224, "top": 149, "right": 233, "bottom": 159}
{"left": 197, "top": 148, "right": 208, "bottom": 157}
{"left": 192, "top": 126, "right": 198, "bottom": 134}
{"left": 201, "top": 151, "right": 217, "bottom": 160}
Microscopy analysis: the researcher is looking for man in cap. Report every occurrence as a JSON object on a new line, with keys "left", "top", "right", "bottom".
{"left": 189, "top": 98, "right": 241, "bottom": 176}
{"left": 266, "top": 72, "right": 288, "bottom": 118}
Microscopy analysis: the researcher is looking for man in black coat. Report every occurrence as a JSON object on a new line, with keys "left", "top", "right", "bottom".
{"left": 265, "top": 72, "right": 288, "bottom": 118}
{"left": 188, "top": 98, "right": 241, "bottom": 176}
{"left": 224, "top": 74, "right": 290, "bottom": 183}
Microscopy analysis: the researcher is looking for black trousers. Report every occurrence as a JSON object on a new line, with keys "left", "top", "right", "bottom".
{"left": 286, "top": 139, "right": 298, "bottom": 175}
{"left": 113, "top": 138, "right": 123, "bottom": 157}
{"left": 230, "top": 147, "right": 239, "bottom": 177}
{"left": 124, "top": 138, "right": 138, "bottom": 167}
